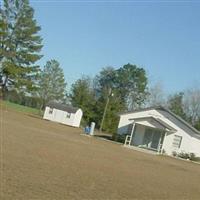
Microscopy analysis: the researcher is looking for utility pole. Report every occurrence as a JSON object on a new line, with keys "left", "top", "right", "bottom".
{"left": 100, "top": 88, "right": 113, "bottom": 132}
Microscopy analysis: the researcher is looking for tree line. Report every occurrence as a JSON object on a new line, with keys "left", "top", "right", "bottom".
{"left": 0, "top": 0, "right": 199, "bottom": 135}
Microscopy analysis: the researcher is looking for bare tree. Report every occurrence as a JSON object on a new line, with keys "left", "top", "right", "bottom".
{"left": 183, "top": 87, "right": 200, "bottom": 126}
{"left": 146, "top": 81, "right": 166, "bottom": 107}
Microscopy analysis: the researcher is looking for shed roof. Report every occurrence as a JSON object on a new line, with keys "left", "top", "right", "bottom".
{"left": 46, "top": 102, "right": 79, "bottom": 114}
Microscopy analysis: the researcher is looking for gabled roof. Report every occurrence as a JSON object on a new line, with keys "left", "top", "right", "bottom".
{"left": 119, "top": 106, "right": 164, "bottom": 116}
{"left": 120, "top": 106, "right": 200, "bottom": 135}
{"left": 129, "top": 116, "right": 177, "bottom": 132}
{"left": 46, "top": 101, "right": 79, "bottom": 114}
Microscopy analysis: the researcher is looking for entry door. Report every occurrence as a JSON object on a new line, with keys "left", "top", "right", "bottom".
{"left": 143, "top": 128, "right": 162, "bottom": 150}
{"left": 143, "top": 129, "right": 153, "bottom": 148}
{"left": 151, "top": 131, "right": 162, "bottom": 149}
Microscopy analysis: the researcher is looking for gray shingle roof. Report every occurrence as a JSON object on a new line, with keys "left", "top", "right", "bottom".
{"left": 46, "top": 101, "right": 79, "bottom": 114}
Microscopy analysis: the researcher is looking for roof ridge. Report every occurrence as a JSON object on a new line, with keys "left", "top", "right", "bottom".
{"left": 46, "top": 101, "right": 80, "bottom": 114}
{"left": 158, "top": 107, "right": 200, "bottom": 135}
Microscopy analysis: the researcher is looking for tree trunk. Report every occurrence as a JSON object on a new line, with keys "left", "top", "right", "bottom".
{"left": 39, "top": 98, "right": 45, "bottom": 116}
{"left": 1, "top": 75, "right": 8, "bottom": 100}
{"left": 0, "top": 87, "right": 3, "bottom": 101}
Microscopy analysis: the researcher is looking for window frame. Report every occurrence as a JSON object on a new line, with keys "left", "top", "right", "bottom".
{"left": 49, "top": 107, "right": 53, "bottom": 114}
{"left": 172, "top": 135, "right": 182, "bottom": 149}
{"left": 66, "top": 113, "right": 71, "bottom": 118}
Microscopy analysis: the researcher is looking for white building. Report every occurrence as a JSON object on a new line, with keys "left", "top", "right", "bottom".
{"left": 118, "top": 106, "right": 200, "bottom": 157}
{"left": 43, "top": 102, "right": 83, "bottom": 127}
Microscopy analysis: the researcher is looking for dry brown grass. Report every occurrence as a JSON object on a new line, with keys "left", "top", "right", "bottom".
{"left": 1, "top": 107, "right": 200, "bottom": 200}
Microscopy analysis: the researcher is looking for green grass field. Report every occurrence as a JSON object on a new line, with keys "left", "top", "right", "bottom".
{"left": 2, "top": 101, "right": 42, "bottom": 116}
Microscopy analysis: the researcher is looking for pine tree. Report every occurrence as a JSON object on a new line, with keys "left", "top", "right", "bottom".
{"left": 168, "top": 92, "right": 186, "bottom": 120}
{"left": 39, "top": 60, "right": 67, "bottom": 109}
{"left": 0, "top": 0, "right": 43, "bottom": 97}
{"left": 0, "top": 4, "right": 12, "bottom": 97}
{"left": 94, "top": 65, "right": 148, "bottom": 133}
{"left": 0, "top": 7, "right": 8, "bottom": 62}
{"left": 70, "top": 76, "right": 96, "bottom": 125}
{"left": 116, "top": 63, "right": 148, "bottom": 110}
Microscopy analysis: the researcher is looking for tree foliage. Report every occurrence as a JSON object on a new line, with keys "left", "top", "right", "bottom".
{"left": 94, "top": 67, "right": 124, "bottom": 133}
{"left": 0, "top": 0, "right": 43, "bottom": 96}
{"left": 70, "top": 64, "right": 148, "bottom": 134}
{"left": 0, "top": 8, "right": 9, "bottom": 62}
{"left": 167, "top": 90, "right": 200, "bottom": 131}
{"left": 146, "top": 81, "right": 166, "bottom": 107}
{"left": 194, "top": 120, "right": 200, "bottom": 131}
{"left": 167, "top": 92, "right": 186, "bottom": 120}
{"left": 70, "top": 76, "right": 96, "bottom": 125}
{"left": 39, "top": 60, "right": 67, "bottom": 108}
{"left": 116, "top": 63, "right": 148, "bottom": 110}
{"left": 1, "top": 1, "right": 198, "bottom": 134}
{"left": 183, "top": 87, "right": 200, "bottom": 126}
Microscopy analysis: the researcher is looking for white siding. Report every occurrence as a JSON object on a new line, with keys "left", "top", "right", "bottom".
{"left": 157, "top": 110, "right": 200, "bottom": 156}
{"left": 162, "top": 131, "right": 193, "bottom": 156}
{"left": 43, "top": 106, "right": 82, "bottom": 128}
{"left": 62, "top": 111, "right": 76, "bottom": 126}
{"left": 72, "top": 109, "right": 83, "bottom": 127}
{"left": 43, "top": 106, "right": 55, "bottom": 121}
{"left": 192, "top": 137, "right": 200, "bottom": 157}
{"left": 118, "top": 109, "right": 163, "bottom": 135}
{"left": 54, "top": 109, "right": 65, "bottom": 123}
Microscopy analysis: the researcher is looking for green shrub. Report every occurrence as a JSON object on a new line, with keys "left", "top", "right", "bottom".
{"left": 189, "top": 153, "right": 196, "bottom": 161}
{"left": 172, "top": 151, "right": 177, "bottom": 157}
{"left": 191, "top": 157, "right": 200, "bottom": 162}
{"left": 178, "top": 152, "right": 190, "bottom": 159}
{"left": 115, "top": 134, "right": 126, "bottom": 143}
{"left": 176, "top": 151, "right": 199, "bottom": 161}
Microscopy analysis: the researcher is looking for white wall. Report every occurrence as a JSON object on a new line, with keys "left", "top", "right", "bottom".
{"left": 54, "top": 109, "right": 65, "bottom": 123}
{"left": 61, "top": 110, "right": 76, "bottom": 126}
{"left": 192, "top": 137, "right": 200, "bottom": 157}
{"left": 162, "top": 132, "right": 200, "bottom": 157}
{"left": 72, "top": 109, "right": 83, "bottom": 127}
{"left": 162, "top": 131, "right": 192, "bottom": 155}
{"left": 43, "top": 106, "right": 82, "bottom": 127}
{"left": 157, "top": 110, "right": 200, "bottom": 157}
{"left": 43, "top": 107, "right": 54, "bottom": 121}
{"left": 118, "top": 109, "right": 162, "bottom": 135}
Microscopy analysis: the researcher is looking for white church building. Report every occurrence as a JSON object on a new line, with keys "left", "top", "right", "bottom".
{"left": 118, "top": 106, "right": 200, "bottom": 157}
{"left": 43, "top": 102, "right": 83, "bottom": 128}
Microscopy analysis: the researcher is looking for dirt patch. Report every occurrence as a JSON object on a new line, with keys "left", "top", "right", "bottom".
{"left": 1, "top": 108, "right": 200, "bottom": 200}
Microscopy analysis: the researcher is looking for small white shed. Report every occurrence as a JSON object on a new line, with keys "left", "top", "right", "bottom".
{"left": 43, "top": 102, "right": 83, "bottom": 127}
{"left": 118, "top": 106, "right": 200, "bottom": 157}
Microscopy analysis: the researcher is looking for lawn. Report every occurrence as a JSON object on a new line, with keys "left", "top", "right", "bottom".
{"left": 1, "top": 106, "right": 200, "bottom": 200}
{"left": 1, "top": 101, "right": 41, "bottom": 115}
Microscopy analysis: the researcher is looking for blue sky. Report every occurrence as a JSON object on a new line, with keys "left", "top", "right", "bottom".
{"left": 31, "top": 0, "right": 200, "bottom": 94}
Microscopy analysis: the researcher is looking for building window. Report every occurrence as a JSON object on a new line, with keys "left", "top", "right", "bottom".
{"left": 49, "top": 108, "right": 53, "bottom": 114}
{"left": 66, "top": 113, "right": 71, "bottom": 118}
{"left": 172, "top": 135, "right": 182, "bottom": 148}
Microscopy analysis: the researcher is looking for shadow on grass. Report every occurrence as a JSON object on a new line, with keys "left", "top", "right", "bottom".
{"left": 27, "top": 114, "right": 43, "bottom": 120}
{"left": 94, "top": 134, "right": 113, "bottom": 141}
